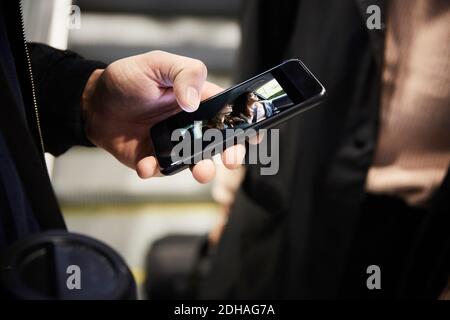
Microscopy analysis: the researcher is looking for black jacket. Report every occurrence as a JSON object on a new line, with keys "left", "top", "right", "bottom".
{"left": 0, "top": 1, "right": 105, "bottom": 239}
{"left": 202, "top": 0, "right": 450, "bottom": 299}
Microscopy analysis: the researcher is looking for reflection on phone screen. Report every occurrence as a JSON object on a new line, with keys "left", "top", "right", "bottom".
{"left": 172, "top": 73, "right": 296, "bottom": 142}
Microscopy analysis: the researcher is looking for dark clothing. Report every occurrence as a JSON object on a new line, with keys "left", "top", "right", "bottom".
{"left": 341, "top": 182, "right": 450, "bottom": 299}
{"left": 0, "top": 2, "right": 39, "bottom": 248}
{"left": 261, "top": 101, "right": 276, "bottom": 118}
{"left": 0, "top": 132, "right": 39, "bottom": 250}
{"left": 202, "top": 0, "right": 449, "bottom": 299}
{"left": 0, "top": 1, "right": 106, "bottom": 252}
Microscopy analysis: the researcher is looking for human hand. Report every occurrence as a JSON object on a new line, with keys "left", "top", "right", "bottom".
{"left": 82, "top": 50, "right": 246, "bottom": 183}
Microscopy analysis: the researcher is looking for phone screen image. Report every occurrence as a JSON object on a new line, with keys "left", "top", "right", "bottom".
{"left": 151, "top": 59, "right": 326, "bottom": 174}
{"left": 173, "top": 76, "right": 294, "bottom": 142}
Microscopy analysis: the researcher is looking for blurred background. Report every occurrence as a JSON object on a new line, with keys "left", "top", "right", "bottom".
{"left": 22, "top": 0, "right": 242, "bottom": 298}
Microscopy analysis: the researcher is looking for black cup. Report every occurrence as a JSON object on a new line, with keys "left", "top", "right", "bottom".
{"left": 0, "top": 230, "right": 136, "bottom": 300}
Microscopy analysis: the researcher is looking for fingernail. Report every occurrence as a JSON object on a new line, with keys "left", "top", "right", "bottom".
{"left": 185, "top": 86, "right": 200, "bottom": 111}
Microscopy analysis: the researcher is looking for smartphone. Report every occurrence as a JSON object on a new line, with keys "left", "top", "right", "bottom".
{"left": 151, "top": 59, "right": 326, "bottom": 175}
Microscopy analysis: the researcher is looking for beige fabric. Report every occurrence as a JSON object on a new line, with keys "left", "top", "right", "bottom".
{"left": 366, "top": 0, "right": 450, "bottom": 206}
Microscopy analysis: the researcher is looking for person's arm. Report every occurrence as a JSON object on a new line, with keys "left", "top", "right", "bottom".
{"left": 30, "top": 46, "right": 245, "bottom": 183}
{"left": 28, "top": 43, "right": 107, "bottom": 156}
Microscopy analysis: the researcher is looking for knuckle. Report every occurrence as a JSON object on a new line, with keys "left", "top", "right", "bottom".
{"left": 149, "top": 49, "right": 165, "bottom": 56}
{"left": 146, "top": 50, "right": 167, "bottom": 60}
{"left": 191, "top": 59, "right": 207, "bottom": 75}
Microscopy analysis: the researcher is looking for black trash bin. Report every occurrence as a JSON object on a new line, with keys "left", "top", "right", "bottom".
{"left": 0, "top": 231, "right": 136, "bottom": 300}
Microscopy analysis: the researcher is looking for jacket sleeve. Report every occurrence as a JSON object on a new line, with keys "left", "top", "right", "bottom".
{"left": 28, "top": 43, "right": 107, "bottom": 156}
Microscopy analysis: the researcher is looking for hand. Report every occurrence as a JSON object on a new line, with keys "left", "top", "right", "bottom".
{"left": 82, "top": 50, "right": 246, "bottom": 183}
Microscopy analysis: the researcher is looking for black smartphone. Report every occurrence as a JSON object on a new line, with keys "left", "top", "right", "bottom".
{"left": 151, "top": 59, "right": 326, "bottom": 175}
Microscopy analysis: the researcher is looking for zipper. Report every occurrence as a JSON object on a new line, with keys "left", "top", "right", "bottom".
{"left": 18, "top": 0, "right": 45, "bottom": 156}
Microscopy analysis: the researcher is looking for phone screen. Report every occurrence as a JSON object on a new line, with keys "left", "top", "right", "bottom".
{"left": 151, "top": 59, "right": 325, "bottom": 174}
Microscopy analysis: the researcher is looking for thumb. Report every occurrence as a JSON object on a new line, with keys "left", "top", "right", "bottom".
{"left": 143, "top": 51, "right": 208, "bottom": 112}
{"left": 171, "top": 58, "right": 207, "bottom": 112}
{"left": 173, "top": 65, "right": 207, "bottom": 112}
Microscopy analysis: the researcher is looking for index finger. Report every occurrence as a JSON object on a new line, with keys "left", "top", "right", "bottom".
{"left": 201, "top": 81, "right": 224, "bottom": 100}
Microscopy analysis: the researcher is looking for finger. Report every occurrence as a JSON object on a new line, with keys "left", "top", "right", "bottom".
{"left": 136, "top": 156, "right": 159, "bottom": 179}
{"left": 201, "top": 81, "right": 224, "bottom": 100}
{"left": 190, "top": 159, "right": 216, "bottom": 184}
{"left": 248, "top": 131, "right": 265, "bottom": 145}
{"left": 147, "top": 51, "right": 208, "bottom": 112}
{"left": 221, "top": 144, "right": 246, "bottom": 170}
